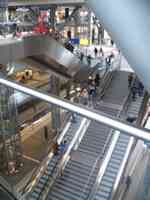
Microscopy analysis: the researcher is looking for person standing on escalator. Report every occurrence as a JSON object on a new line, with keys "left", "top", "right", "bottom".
{"left": 87, "top": 55, "right": 92, "bottom": 66}
{"left": 80, "top": 52, "right": 84, "bottom": 62}
{"left": 128, "top": 73, "right": 133, "bottom": 88}
{"left": 95, "top": 73, "right": 100, "bottom": 88}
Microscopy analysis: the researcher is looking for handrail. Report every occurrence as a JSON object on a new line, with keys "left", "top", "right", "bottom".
{"left": 98, "top": 71, "right": 114, "bottom": 98}
{"left": 80, "top": 128, "right": 114, "bottom": 200}
{"left": 0, "top": 183, "right": 18, "bottom": 200}
{"left": 88, "top": 130, "right": 121, "bottom": 200}
{"left": 110, "top": 91, "right": 148, "bottom": 200}
{"left": 0, "top": 78, "right": 150, "bottom": 141}
{"left": 30, "top": 155, "right": 60, "bottom": 199}
{"left": 110, "top": 137, "right": 134, "bottom": 200}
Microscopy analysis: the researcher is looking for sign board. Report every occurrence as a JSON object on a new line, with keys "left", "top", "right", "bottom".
{"left": 80, "top": 38, "right": 89, "bottom": 46}
{"left": 70, "top": 38, "right": 80, "bottom": 45}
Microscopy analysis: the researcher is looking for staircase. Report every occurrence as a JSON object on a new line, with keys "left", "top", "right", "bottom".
{"left": 94, "top": 134, "right": 131, "bottom": 200}
{"left": 45, "top": 71, "right": 130, "bottom": 200}
{"left": 92, "top": 94, "right": 146, "bottom": 200}
{"left": 46, "top": 120, "right": 113, "bottom": 200}
{"left": 27, "top": 71, "right": 135, "bottom": 200}
{"left": 77, "top": 121, "right": 110, "bottom": 158}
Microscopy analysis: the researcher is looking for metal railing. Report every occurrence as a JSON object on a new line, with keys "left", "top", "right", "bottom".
{"left": 110, "top": 91, "right": 148, "bottom": 200}
{"left": 80, "top": 128, "right": 114, "bottom": 200}
{"left": 88, "top": 130, "right": 121, "bottom": 200}
{"left": 0, "top": 77, "right": 149, "bottom": 142}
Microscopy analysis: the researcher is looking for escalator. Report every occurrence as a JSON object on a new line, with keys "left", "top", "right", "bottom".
{"left": 46, "top": 120, "right": 112, "bottom": 200}
{"left": 43, "top": 71, "right": 130, "bottom": 200}
{"left": 0, "top": 68, "right": 148, "bottom": 199}
{"left": 27, "top": 116, "right": 88, "bottom": 200}
{"left": 0, "top": 35, "right": 82, "bottom": 78}
{"left": 90, "top": 83, "right": 146, "bottom": 200}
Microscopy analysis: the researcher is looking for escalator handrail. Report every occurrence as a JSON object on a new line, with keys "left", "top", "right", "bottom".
{"left": 80, "top": 127, "right": 114, "bottom": 200}
{"left": 31, "top": 154, "right": 61, "bottom": 199}
{"left": 110, "top": 137, "right": 134, "bottom": 200}
{"left": 0, "top": 183, "right": 18, "bottom": 200}
{"left": 110, "top": 90, "right": 148, "bottom": 200}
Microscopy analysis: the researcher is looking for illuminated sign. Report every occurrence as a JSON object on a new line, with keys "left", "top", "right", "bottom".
{"left": 80, "top": 38, "right": 89, "bottom": 46}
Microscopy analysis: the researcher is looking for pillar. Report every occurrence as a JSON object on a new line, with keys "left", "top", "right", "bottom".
{"left": 0, "top": 85, "right": 22, "bottom": 174}
{"left": 50, "top": 76, "right": 61, "bottom": 135}
{"left": 0, "top": 0, "right": 8, "bottom": 22}
{"left": 88, "top": 10, "right": 93, "bottom": 45}
{"left": 98, "top": 25, "right": 104, "bottom": 46}
{"left": 50, "top": 6, "right": 56, "bottom": 29}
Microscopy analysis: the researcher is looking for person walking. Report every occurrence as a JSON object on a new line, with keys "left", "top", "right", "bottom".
{"left": 95, "top": 73, "right": 100, "bottom": 87}
{"left": 99, "top": 47, "right": 104, "bottom": 57}
{"left": 58, "top": 140, "right": 68, "bottom": 176}
{"left": 44, "top": 126, "right": 48, "bottom": 141}
{"left": 128, "top": 73, "right": 133, "bottom": 88}
{"left": 70, "top": 97, "right": 76, "bottom": 123}
{"left": 80, "top": 52, "right": 84, "bottom": 62}
{"left": 131, "top": 85, "right": 137, "bottom": 101}
{"left": 94, "top": 47, "right": 98, "bottom": 57}
{"left": 105, "top": 56, "right": 111, "bottom": 71}
{"left": 138, "top": 81, "right": 144, "bottom": 96}
{"left": 59, "top": 140, "right": 67, "bottom": 156}
{"left": 89, "top": 81, "right": 97, "bottom": 106}
{"left": 80, "top": 88, "right": 89, "bottom": 106}
{"left": 52, "top": 141, "right": 59, "bottom": 156}
{"left": 125, "top": 176, "right": 132, "bottom": 191}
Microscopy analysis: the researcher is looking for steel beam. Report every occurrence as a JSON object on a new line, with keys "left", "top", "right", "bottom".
{"left": 0, "top": 78, "right": 150, "bottom": 142}
{"left": 8, "top": 0, "right": 85, "bottom": 7}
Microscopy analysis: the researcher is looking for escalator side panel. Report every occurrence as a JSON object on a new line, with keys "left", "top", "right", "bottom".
{"left": 0, "top": 35, "right": 81, "bottom": 77}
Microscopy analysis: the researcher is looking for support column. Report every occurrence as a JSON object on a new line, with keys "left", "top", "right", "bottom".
{"left": 50, "top": 6, "right": 56, "bottom": 29}
{"left": 50, "top": 76, "right": 61, "bottom": 136}
{"left": 0, "top": 85, "right": 22, "bottom": 175}
{"left": 98, "top": 25, "right": 104, "bottom": 46}
{"left": 88, "top": 10, "right": 93, "bottom": 45}
{"left": 0, "top": 0, "right": 8, "bottom": 22}
{"left": 74, "top": 16, "right": 78, "bottom": 38}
